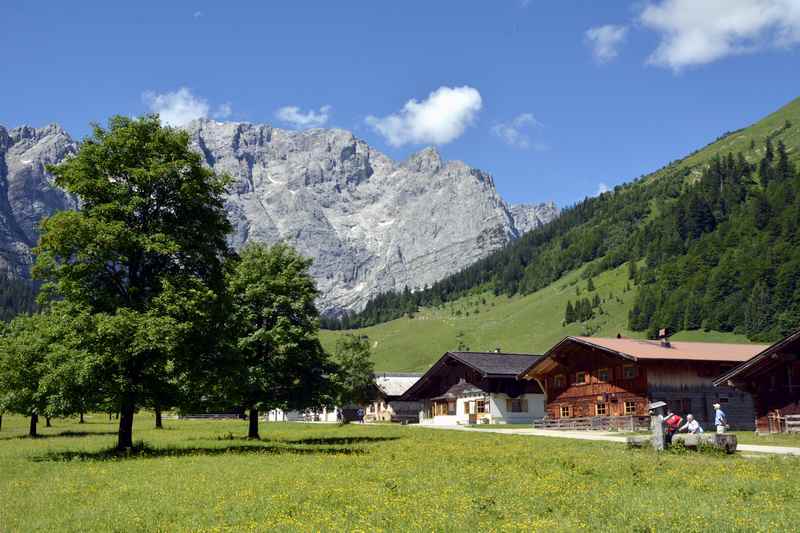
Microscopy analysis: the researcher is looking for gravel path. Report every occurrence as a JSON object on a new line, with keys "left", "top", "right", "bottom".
{"left": 416, "top": 424, "right": 800, "bottom": 455}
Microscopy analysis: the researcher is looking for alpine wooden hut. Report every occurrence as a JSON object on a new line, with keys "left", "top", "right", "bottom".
{"left": 400, "top": 351, "right": 544, "bottom": 425}
{"left": 714, "top": 328, "right": 800, "bottom": 433}
{"left": 520, "top": 336, "right": 768, "bottom": 430}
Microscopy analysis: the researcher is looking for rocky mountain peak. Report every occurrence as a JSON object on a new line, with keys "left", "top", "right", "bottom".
{"left": 0, "top": 120, "right": 559, "bottom": 314}
{"left": 403, "top": 146, "right": 442, "bottom": 174}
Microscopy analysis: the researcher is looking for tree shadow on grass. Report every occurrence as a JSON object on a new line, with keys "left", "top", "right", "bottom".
{"left": 285, "top": 436, "right": 403, "bottom": 446}
{"left": 0, "top": 431, "right": 118, "bottom": 441}
{"left": 33, "top": 442, "right": 369, "bottom": 462}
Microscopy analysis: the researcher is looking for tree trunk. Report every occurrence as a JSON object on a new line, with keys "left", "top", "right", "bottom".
{"left": 155, "top": 408, "right": 163, "bottom": 429}
{"left": 248, "top": 407, "right": 260, "bottom": 439}
{"left": 109, "top": 412, "right": 112, "bottom": 421}
{"left": 0, "top": 414, "right": 3, "bottom": 432}
{"left": 117, "top": 402, "right": 135, "bottom": 450}
{"left": 29, "top": 413, "right": 38, "bottom": 437}
{"left": 79, "top": 412, "right": 85, "bottom": 424}
{"left": 45, "top": 417, "right": 52, "bottom": 428}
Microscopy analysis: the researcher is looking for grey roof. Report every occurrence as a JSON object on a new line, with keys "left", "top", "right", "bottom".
{"left": 374, "top": 374, "right": 422, "bottom": 397}
{"left": 447, "top": 352, "right": 541, "bottom": 377}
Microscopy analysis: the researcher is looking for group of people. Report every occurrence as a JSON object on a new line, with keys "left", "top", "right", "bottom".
{"left": 663, "top": 402, "right": 728, "bottom": 443}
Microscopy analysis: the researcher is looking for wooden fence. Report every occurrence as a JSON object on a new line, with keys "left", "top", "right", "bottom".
{"left": 532, "top": 415, "right": 650, "bottom": 431}
{"left": 765, "top": 413, "right": 800, "bottom": 433}
{"left": 786, "top": 414, "right": 800, "bottom": 433}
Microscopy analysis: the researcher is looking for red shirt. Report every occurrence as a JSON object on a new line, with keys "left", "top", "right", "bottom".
{"left": 664, "top": 414, "right": 683, "bottom": 430}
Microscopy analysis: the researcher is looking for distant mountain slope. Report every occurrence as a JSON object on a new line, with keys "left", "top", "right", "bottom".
{"left": 319, "top": 264, "right": 753, "bottom": 372}
{"left": 328, "top": 96, "right": 800, "bottom": 348}
{"left": 0, "top": 119, "right": 558, "bottom": 317}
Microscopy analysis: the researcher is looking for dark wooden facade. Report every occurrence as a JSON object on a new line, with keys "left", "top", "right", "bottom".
{"left": 401, "top": 352, "right": 543, "bottom": 402}
{"left": 715, "top": 329, "right": 800, "bottom": 433}
{"left": 523, "top": 337, "right": 759, "bottom": 430}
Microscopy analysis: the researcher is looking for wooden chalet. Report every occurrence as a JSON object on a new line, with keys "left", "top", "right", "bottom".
{"left": 714, "top": 328, "right": 800, "bottom": 434}
{"left": 400, "top": 351, "right": 544, "bottom": 425}
{"left": 521, "top": 336, "right": 768, "bottom": 430}
{"left": 364, "top": 373, "right": 423, "bottom": 423}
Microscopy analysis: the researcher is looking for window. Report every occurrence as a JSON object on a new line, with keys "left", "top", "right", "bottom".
{"left": 575, "top": 371, "right": 587, "bottom": 385}
{"left": 623, "top": 365, "right": 637, "bottom": 379}
{"left": 560, "top": 405, "right": 570, "bottom": 418}
{"left": 597, "top": 368, "right": 610, "bottom": 382}
{"left": 596, "top": 402, "right": 607, "bottom": 416}
{"left": 553, "top": 374, "right": 566, "bottom": 388}
{"left": 447, "top": 400, "right": 456, "bottom": 416}
{"left": 679, "top": 398, "right": 691, "bottom": 413}
{"left": 476, "top": 400, "right": 487, "bottom": 414}
{"left": 506, "top": 398, "right": 529, "bottom": 413}
{"left": 464, "top": 401, "right": 471, "bottom": 415}
{"left": 624, "top": 401, "right": 636, "bottom": 415}
{"left": 719, "top": 397, "right": 729, "bottom": 404}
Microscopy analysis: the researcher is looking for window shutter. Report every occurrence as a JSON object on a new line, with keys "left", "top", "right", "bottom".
{"left": 506, "top": 399, "right": 512, "bottom": 411}
{"left": 521, "top": 399, "right": 529, "bottom": 412}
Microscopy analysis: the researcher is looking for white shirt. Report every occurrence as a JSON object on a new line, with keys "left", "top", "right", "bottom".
{"left": 679, "top": 419, "right": 703, "bottom": 433}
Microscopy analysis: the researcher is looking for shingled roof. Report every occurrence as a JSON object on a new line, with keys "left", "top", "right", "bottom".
{"left": 713, "top": 328, "right": 800, "bottom": 386}
{"left": 522, "top": 336, "right": 770, "bottom": 378}
{"left": 400, "top": 351, "right": 541, "bottom": 401}
{"left": 447, "top": 352, "right": 541, "bottom": 376}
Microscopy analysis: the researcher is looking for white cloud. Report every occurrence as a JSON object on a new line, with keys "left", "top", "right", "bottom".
{"left": 143, "top": 87, "right": 211, "bottom": 127}
{"left": 596, "top": 182, "right": 611, "bottom": 196}
{"left": 491, "top": 113, "right": 542, "bottom": 149}
{"left": 639, "top": 0, "right": 800, "bottom": 70}
{"left": 193, "top": 11, "right": 203, "bottom": 18}
{"left": 275, "top": 105, "right": 331, "bottom": 128}
{"left": 366, "top": 86, "right": 482, "bottom": 147}
{"left": 143, "top": 88, "right": 233, "bottom": 126}
{"left": 585, "top": 24, "right": 628, "bottom": 63}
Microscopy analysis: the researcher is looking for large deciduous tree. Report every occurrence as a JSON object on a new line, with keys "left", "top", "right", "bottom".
{"left": 34, "top": 115, "right": 232, "bottom": 450}
{"left": 226, "top": 243, "right": 332, "bottom": 439}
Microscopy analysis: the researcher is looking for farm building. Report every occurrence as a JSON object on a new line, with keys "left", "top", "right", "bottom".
{"left": 714, "top": 328, "right": 800, "bottom": 434}
{"left": 364, "top": 373, "right": 423, "bottom": 423}
{"left": 400, "top": 351, "right": 545, "bottom": 425}
{"left": 520, "top": 336, "right": 768, "bottom": 430}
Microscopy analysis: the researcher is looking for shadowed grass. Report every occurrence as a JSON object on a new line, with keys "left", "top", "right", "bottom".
{"left": 34, "top": 442, "right": 368, "bottom": 462}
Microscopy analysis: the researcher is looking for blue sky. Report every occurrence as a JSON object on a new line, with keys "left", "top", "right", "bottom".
{"left": 2, "top": 1, "right": 799, "bottom": 206}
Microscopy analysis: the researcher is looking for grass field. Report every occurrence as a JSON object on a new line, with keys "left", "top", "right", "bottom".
{"left": 2, "top": 414, "right": 800, "bottom": 531}
{"left": 321, "top": 264, "right": 754, "bottom": 372}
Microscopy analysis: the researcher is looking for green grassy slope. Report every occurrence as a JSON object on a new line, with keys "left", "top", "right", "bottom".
{"left": 321, "top": 98, "right": 800, "bottom": 372}
{"left": 646, "top": 96, "right": 800, "bottom": 184}
{"left": 320, "top": 264, "right": 752, "bottom": 372}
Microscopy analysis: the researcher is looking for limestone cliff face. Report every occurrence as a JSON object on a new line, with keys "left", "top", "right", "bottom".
{"left": 185, "top": 119, "right": 558, "bottom": 314}
{"left": 0, "top": 124, "right": 77, "bottom": 273}
{"left": 0, "top": 120, "right": 559, "bottom": 314}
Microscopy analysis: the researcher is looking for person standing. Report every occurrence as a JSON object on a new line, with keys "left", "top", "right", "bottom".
{"left": 713, "top": 402, "right": 728, "bottom": 434}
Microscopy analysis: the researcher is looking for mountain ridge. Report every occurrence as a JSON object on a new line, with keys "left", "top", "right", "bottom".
{"left": 0, "top": 119, "right": 558, "bottom": 314}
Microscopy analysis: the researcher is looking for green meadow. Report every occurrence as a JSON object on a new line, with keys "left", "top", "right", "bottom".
{"left": 2, "top": 414, "right": 800, "bottom": 532}
{"left": 321, "top": 264, "right": 753, "bottom": 372}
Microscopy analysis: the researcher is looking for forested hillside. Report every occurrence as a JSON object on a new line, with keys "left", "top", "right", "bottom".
{"left": 324, "top": 97, "right": 800, "bottom": 344}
